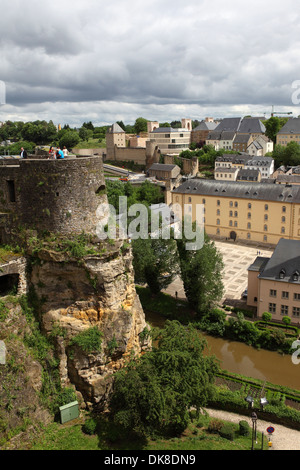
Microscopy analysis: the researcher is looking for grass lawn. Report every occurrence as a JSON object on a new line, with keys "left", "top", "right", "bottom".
{"left": 29, "top": 413, "right": 268, "bottom": 451}
{"left": 136, "top": 286, "right": 194, "bottom": 324}
{"left": 74, "top": 138, "right": 106, "bottom": 149}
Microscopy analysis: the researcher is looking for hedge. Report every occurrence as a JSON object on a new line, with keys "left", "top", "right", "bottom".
{"left": 208, "top": 388, "right": 300, "bottom": 431}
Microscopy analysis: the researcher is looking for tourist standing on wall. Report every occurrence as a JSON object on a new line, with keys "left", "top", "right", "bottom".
{"left": 20, "top": 147, "right": 27, "bottom": 159}
{"left": 63, "top": 146, "right": 69, "bottom": 157}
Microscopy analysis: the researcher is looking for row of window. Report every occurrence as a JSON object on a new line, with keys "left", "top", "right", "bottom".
{"left": 215, "top": 220, "right": 286, "bottom": 233}
{"left": 269, "top": 303, "right": 300, "bottom": 317}
{"left": 214, "top": 209, "right": 287, "bottom": 223}
{"left": 201, "top": 199, "right": 288, "bottom": 213}
{"left": 270, "top": 290, "right": 300, "bottom": 300}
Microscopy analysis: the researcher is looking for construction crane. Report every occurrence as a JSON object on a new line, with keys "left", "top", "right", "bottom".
{"left": 271, "top": 106, "right": 293, "bottom": 117}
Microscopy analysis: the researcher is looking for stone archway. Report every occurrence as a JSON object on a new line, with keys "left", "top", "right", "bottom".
{"left": 230, "top": 231, "right": 237, "bottom": 241}
{"left": 0, "top": 273, "right": 19, "bottom": 296}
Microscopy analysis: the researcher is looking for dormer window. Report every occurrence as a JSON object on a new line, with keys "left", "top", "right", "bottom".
{"left": 279, "top": 269, "right": 286, "bottom": 279}
{"left": 293, "top": 271, "right": 300, "bottom": 282}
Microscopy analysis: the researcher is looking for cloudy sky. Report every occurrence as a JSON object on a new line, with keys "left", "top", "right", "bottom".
{"left": 0, "top": 0, "right": 300, "bottom": 127}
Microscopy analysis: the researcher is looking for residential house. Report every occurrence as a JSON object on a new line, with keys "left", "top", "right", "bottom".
{"left": 247, "top": 238, "right": 300, "bottom": 322}
{"left": 236, "top": 117, "right": 266, "bottom": 140}
{"left": 247, "top": 135, "right": 274, "bottom": 157}
{"left": 148, "top": 163, "right": 181, "bottom": 181}
{"left": 236, "top": 169, "right": 261, "bottom": 182}
{"left": 206, "top": 117, "right": 266, "bottom": 151}
{"left": 191, "top": 118, "right": 218, "bottom": 146}
{"left": 276, "top": 118, "right": 300, "bottom": 146}
{"left": 233, "top": 134, "right": 253, "bottom": 153}
{"left": 275, "top": 175, "right": 300, "bottom": 185}
{"left": 244, "top": 156, "right": 274, "bottom": 179}
{"left": 214, "top": 167, "right": 239, "bottom": 181}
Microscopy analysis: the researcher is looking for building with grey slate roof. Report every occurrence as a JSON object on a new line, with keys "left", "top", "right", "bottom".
{"left": 247, "top": 238, "right": 300, "bottom": 321}
{"left": 237, "top": 169, "right": 261, "bottom": 182}
{"left": 215, "top": 153, "right": 274, "bottom": 178}
{"left": 171, "top": 179, "right": 300, "bottom": 246}
{"left": 148, "top": 163, "right": 181, "bottom": 181}
{"left": 191, "top": 120, "right": 219, "bottom": 145}
{"left": 276, "top": 118, "right": 300, "bottom": 147}
{"left": 206, "top": 117, "right": 267, "bottom": 151}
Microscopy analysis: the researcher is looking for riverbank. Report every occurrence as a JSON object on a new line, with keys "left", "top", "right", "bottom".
{"left": 138, "top": 287, "right": 300, "bottom": 391}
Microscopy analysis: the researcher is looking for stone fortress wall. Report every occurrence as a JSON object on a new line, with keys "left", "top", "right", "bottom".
{"left": 0, "top": 156, "right": 106, "bottom": 241}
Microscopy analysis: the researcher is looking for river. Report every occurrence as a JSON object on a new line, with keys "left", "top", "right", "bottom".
{"left": 145, "top": 311, "right": 300, "bottom": 391}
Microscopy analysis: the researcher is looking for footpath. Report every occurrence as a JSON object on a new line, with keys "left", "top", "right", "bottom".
{"left": 205, "top": 408, "right": 300, "bottom": 451}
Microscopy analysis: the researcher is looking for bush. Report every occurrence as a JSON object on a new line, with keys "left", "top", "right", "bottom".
{"left": 219, "top": 423, "right": 236, "bottom": 441}
{"left": 207, "top": 418, "right": 224, "bottom": 434}
{"left": 69, "top": 327, "right": 103, "bottom": 354}
{"left": 239, "top": 420, "right": 250, "bottom": 436}
{"left": 57, "top": 387, "right": 77, "bottom": 407}
{"left": 82, "top": 418, "right": 97, "bottom": 435}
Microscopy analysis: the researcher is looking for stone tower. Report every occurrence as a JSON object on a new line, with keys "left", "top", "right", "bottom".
{"left": 0, "top": 156, "right": 106, "bottom": 241}
{"left": 106, "top": 123, "right": 126, "bottom": 160}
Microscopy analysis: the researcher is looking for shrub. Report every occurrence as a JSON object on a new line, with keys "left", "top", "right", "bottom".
{"left": 0, "top": 300, "right": 9, "bottom": 322}
{"left": 207, "top": 418, "right": 224, "bottom": 434}
{"left": 262, "top": 311, "right": 272, "bottom": 322}
{"left": 57, "top": 387, "right": 77, "bottom": 407}
{"left": 239, "top": 420, "right": 250, "bottom": 436}
{"left": 70, "top": 327, "right": 103, "bottom": 354}
{"left": 82, "top": 418, "right": 97, "bottom": 435}
{"left": 219, "top": 423, "right": 236, "bottom": 441}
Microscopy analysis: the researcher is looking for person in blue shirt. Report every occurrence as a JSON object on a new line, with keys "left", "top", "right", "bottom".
{"left": 56, "top": 147, "right": 64, "bottom": 159}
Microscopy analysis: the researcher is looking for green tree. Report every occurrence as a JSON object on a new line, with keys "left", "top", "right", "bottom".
{"left": 263, "top": 116, "right": 289, "bottom": 144}
{"left": 82, "top": 121, "right": 94, "bottom": 131}
{"left": 59, "top": 130, "right": 80, "bottom": 149}
{"left": 132, "top": 238, "right": 180, "bottom": 295}
{"left": 135, "top": 180, "right": 164, "bottom": 206}
{"left": 282, "top": 316, "right": 291, "bottom": 330}
{"left": 110, "top": 320, "right": 219, "bottom": 437}
{"left": 106, "top": 180, "right": 125, "bottom": 212}
{"left": 176, "top": 231, "right": 224, "bottom": 314}
{"left": 272, "top": 141, "right": 300, "bottom": 167}
{"left": 134, "top": 117, "right": 148, "bottom": 134}
{"left": 20, "top": 120, "right": 57, "bottom": 144}
{"left": 262, "top": 311, "right": 272, "bottom": 322}
{"left": 79, "top": 126, "right": 93, "bottom": 141}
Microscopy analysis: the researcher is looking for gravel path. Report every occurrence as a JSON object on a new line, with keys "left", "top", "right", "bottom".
{"left": 205, "top": 408, "right": 300, "bottom": 451}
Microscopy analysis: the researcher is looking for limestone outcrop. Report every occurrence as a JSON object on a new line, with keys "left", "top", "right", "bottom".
{"left": 28, "top": 240, "right": 150, "bottom": 409}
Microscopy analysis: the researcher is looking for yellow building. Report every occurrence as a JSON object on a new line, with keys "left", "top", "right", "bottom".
{"left": 247, "top": 239, "right": 300, "bottom": 322}
{"left": 171, "top": 180, "right": 300, "bottom": 246}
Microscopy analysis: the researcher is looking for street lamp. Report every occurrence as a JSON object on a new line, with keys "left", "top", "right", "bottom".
{"left": 251, "top": 412, "right": 258, "bottom": 450}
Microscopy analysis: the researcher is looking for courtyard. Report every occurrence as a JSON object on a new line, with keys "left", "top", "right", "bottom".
{"left": 163, "top": 240, "right": 274, "bottom": 305}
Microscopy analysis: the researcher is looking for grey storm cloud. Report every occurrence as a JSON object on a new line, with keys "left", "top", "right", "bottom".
{"left": 1, "top": 0, "right": 300, "bottom": 124}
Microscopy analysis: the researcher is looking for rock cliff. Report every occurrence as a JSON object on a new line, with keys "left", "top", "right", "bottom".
{"left": 27, "top": 237, "right": 150, "bottom": 409}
